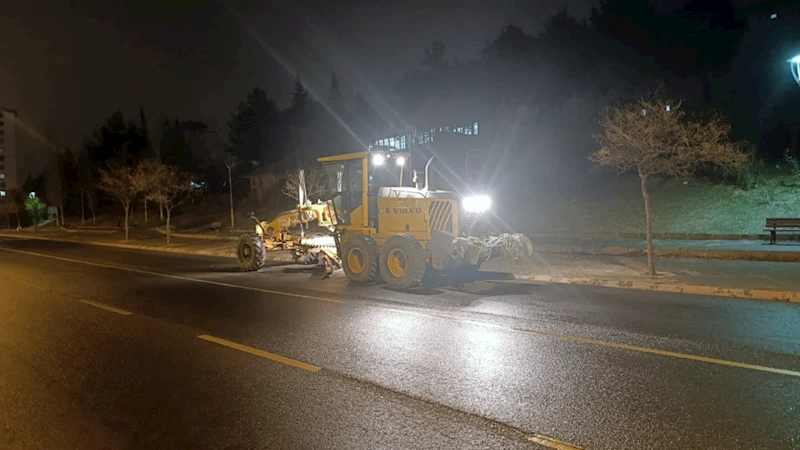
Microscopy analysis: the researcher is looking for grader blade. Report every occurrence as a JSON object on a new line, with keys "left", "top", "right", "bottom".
{"left": 430, "top": 230, "right": 535, "bottom": 274}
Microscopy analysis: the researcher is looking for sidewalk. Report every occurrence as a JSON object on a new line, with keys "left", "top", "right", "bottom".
{"left": 530, "top": 236, "right": 800, "bottom": 262}
{"left": 0, "top": 228, "right": 238, "bottom": 258}
{"left": 482, "top": 253, "right": 800, "bottom": 302}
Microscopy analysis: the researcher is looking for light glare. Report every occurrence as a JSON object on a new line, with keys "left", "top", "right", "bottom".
{"left": 463, "top": 195, "right": 491, "bottom": 214}
{"left": 396, "top": 156, "right": 406, "bottom": 166}
{"left": 372, "top": 153, "right": 385, "bottom": 165}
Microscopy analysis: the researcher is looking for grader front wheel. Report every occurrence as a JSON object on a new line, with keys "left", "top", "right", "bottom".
{"left": 237, "top": 232, "right": 266, "bottom": 271}
{"left": 380, "top": 234, "right": 427, "bottom": 289}
{"left": 342, "top": 235, "right": 381, "bottom": 283}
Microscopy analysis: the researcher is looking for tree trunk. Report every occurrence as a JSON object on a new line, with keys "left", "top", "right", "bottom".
{"left": 228, "top": 167, "right": 235, "bottom": 229}
{"left": 159, "top": 201, "right": 164, "bottom": 221}
{"left": 14, "top": 213, "right": 20, "bottom": 231}
{"left": 59, "top": 204, "right": 65, "bottom": 227}
{"left": 87, "top": 191, "right": 96, "bottom": 225}
{"left": 639, "top": 169, "right": 656, "bottom": 276}
{"left": 166, "top": 208, "right": 171, "bottom": 246}
{"left": 80, "top": 187, "right": 85, "bottom": 225}
{"left": 5, "top": 213, "right": 9, "bottom": 230}
{"left": 143, "top": 195, "right": 148, "bottom": 225}
{"left": 124, "top": 204, "right": 130, "bottom": 241}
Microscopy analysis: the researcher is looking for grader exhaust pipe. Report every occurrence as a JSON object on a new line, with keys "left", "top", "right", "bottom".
{"left": 414, "top": 156, "right": 436, "bottom": 191}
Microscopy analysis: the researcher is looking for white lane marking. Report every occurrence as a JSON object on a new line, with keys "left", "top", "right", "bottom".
{"left": 4, "top": 246, "right": 800, "bottom": 378}
{"left": 0, "top": 246, "right": 345, "bottom": 305}
{"left": 197, "top": 334, "right": 320, "bottom": 372}
{"left": 528, "top": 434, "right": 586, "bottom": 450}
{"left": 79, "top": 300, "right": 132, "bottom": 316}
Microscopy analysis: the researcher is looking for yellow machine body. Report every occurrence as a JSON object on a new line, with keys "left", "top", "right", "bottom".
{"left": 317, "top": 151, "right": 459, "bottom": 246}
{"left": 236, "top": 149, "right": 531, "bottom": 287}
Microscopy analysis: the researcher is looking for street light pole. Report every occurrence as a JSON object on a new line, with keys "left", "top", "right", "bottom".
{"left": 789, "top": 55, "right": 800, "bottom": 86}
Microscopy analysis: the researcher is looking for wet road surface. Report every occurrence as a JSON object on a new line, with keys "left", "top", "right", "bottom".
{"left": 1, "top": 237, "right": 799, "bottom": 449}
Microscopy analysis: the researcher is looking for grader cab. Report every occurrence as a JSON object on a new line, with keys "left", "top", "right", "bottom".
{"left": 236, "top": 150, "right": 532, "bottom": 288}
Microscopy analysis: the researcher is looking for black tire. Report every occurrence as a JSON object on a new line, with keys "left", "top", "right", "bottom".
{"left": 342, "top": 235, "right": 381, "bottom": 283}
{"left": 237, "top": 232, "right": 266, "bottom": 271}
{"left": 380, "top": 234, "right": 427, "bottom": 289}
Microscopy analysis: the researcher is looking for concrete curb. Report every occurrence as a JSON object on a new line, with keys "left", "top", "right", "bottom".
{"left": 526, "top": 231, "right": 788, "bottom": 241}
{"left": 513, "top": 273, "right": 800, "bottom": 303}
{"left": 154, "top": 228, "right": 241, "bottom": 241}
{"left": 0, "top": 233, "right": 236, "bottom": 259}
{"left": 531, "top": 243, "right": 800, "bottom": 263}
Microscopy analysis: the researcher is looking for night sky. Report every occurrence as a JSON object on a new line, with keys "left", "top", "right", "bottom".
{"left": 1, "top": 0, "right": 603, "bottom": 150}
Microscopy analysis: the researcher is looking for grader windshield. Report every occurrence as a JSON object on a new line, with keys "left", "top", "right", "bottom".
{"left": 322, "top": 158, "right": 363, "bottom": 225}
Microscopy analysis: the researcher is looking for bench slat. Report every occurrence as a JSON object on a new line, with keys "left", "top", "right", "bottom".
{"left": 765, "top": 218, "right": 800, "bottom": 228}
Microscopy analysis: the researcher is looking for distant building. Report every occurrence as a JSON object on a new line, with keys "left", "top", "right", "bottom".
{"left": 0, "top": 108, "right": 19, "bottom": 199}
{"left": 369, "top": 120, "right": 489, "bottom": 194}
{"left": 245, "top": 164, "right": 282, "bottom": 203}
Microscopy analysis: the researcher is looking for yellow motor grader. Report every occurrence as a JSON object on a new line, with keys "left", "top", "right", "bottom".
{"left": 236, "top": 150, "right": 532, "bottom": 288}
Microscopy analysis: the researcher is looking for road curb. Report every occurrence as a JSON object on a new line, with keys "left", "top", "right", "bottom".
{"left": 0, "top": 233, "right": 236, "bottom": 259}
{"left": 154, "top": 228, "right": 241, "bottom": 241}
{"left": 527, "top": 231, "right": 773, "bottom": 241}
{"left": 513, "top": 273, "right": 800, "bottom": 303}
{"left": 531, "top": 243, "right": 800, "bottom": 263}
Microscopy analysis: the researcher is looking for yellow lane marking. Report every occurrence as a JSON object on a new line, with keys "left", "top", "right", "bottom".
{"left": 4, "top": 246, "right": 800, "bottom": 378}
{"left": 197, "top": 334, "right": 320, "bottom": 372}
{"left": 528, "top": 434, "right": 586, "bottom": 450}
{"left": 79, "top": 300, "right": 133, "bottom": 316}
{"left": 0, "top": 246, "right": 345, "bottom": 305}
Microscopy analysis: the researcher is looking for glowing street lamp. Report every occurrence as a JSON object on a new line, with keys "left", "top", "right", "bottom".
{"left": 789, "top": 55, "right": 800, "bottom": 86}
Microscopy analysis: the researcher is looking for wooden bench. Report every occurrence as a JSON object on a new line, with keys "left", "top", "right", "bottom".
{"left": 207, "top": 221, "right": 223, "bottom": 232}
{"left": 764, "top": 218, "right": 800, "bottom": 244}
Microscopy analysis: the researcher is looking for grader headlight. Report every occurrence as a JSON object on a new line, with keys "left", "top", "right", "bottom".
{"left": 463, "top": 195, "right": 491, "bottom": 214}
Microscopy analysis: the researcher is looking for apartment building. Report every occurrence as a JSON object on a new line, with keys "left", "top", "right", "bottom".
{"left": 0, "top": 107, "right": 18, "bottom": 199}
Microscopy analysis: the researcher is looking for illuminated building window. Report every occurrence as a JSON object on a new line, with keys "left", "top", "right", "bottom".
{"left": 0, "top": 191, "right": 6, "bottom": 197}
{"left": 771, "top": 13, "right": 778, "bottom": 19}
{"left": 0, "top": 173, "right": 4, "bottom": 179}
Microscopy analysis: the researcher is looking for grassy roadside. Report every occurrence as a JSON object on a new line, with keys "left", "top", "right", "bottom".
{"left": 524, "top": 175, "right": 800, "bottom": 235}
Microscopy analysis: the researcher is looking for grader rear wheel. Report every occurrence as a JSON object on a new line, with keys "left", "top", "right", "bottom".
{"left": 380, "top": 234, "right": 427, "bottom": 289}
{"left": 342, "top": 235, "right": 381, "bottom": 283}
{"left": 237, "top": 232, "right": 266, "bottom": 271}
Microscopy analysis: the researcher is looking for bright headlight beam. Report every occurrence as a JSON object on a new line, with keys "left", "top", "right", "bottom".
{"left": 372, "top": 153, "right": 385, "bottom": 165}
{"left": 463, "top": 195, "right": 491, "bottom": 214}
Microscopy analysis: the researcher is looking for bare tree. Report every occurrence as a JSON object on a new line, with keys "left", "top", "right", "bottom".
{"left": 591, "top": 92, "right": 750, "bottom": 275}
{"left": 46, "top": 153, "right": 64, "bottom": 226}
{"left": 80, "top": 186, "right": 85, "bottom": 225}
{"left": 224, "top": 151, "right": 239, "bottom": 228}
{"left": 151, "top": 165, "right": 195, "bottom": 245}
{"left": 149, "top": 116, "right": 164, "bottom": 162}
{"left": 134, "top": 159, "right": 165, "bottom": 226}
{"left": 86, "top": 189, "right": 96, "bottom": 225}
{"left": 97, "top": 164, "right": 141, "bottom": 240}
{"left": 282, "top": 167, "right": 327, "bottom": 204}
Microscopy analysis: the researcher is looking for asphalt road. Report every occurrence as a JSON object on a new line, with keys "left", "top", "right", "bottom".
{"left": 1, "top": 237, "right": 799, "bottom": 450}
